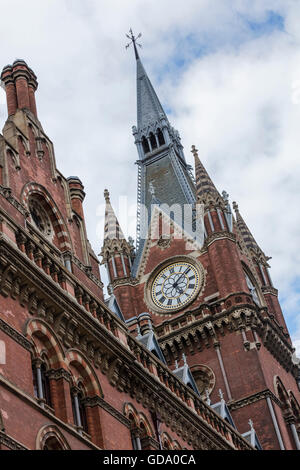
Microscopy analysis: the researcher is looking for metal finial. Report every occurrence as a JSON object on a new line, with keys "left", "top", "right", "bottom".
{"left": 191, "top": 145, "right": 198, "bottom": 157}
{"left": 249, "top": 419, "right": 254, "bottom": 430}
{"left": 104, "top": 189, "right": 110, "bottom": 203}
{"left": 182, "top": 353, "right": 187, "bottom": 365}
{"left": 136, "top": 324, "right": 141, "bottom": 336}
{"left": 174, "top": 360, "right": 178, "bottom": 369}
{"left": 126, "top": 28, "right": 142, "bottom": 59}
{"left": 218, "top": 389, "right": 224, "bottom": 401}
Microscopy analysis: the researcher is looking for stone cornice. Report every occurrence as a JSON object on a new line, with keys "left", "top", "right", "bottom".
{"left": 228, "top": 389, "right": 281, "bottom": 412}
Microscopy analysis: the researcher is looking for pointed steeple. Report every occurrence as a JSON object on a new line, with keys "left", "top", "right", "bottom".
{"left": 103, "top": 189, "right": 125, "bottom": 241}
{"left": 136, "top": 51, "right": 168, "bottom": 131}
{"left": 232, "top": 201, "right": 260, "bottom": 252}
{"left": 191, "top": 145, "right": 221, "bottom": 204}
{"left": 100, "top": 190, "right": 134, "bottom": 284}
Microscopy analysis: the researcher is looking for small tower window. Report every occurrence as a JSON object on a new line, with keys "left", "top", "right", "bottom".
{"left": 142, "top": 136, "right": 150, "bottom": 154}
{"left": 245, "top": 272, "right": 261, "bottom": 306}
{"left": 149, "top": 132, "right": 157, "bottom": 150}
{"left": 157, "top": 128, "right": 165, "bottom": 146}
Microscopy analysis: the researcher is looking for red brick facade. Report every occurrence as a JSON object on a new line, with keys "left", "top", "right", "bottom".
{"left": 0, "top": 58, "right": 298, "bottom": 452}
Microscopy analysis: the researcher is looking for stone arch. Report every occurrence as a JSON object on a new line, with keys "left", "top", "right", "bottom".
{"left": 25, "top": 318, "right": 65, "bottom": 369}
{"left": 65, "top": 348, "right": 103, "bottom": 398}
{"left": 274, "top": 376, "right": 291, "bottom": 417}
{"left": 289, "top": 391, "right": 300, "bottom": 421}
{"left": 36, "top": 424, "right": 71, "bottom": 450}
{"left": 161, "top": 431, "right": 173, "bottom": 450}
{"left": 138, "top": 412, "right": 154, "bottom": 438}
{"left": 190, "top": 364, "right": 215, "bottom": 397}
{"left": 21, "top": 182, "right": 72, "bottom": 251}
{"left": 123, "top": 403, "right": 139, "bottom": 428}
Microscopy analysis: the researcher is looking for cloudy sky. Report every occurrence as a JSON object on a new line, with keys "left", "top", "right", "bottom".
{"left": 0, "top": 0, "right": 299, "bottom": 353}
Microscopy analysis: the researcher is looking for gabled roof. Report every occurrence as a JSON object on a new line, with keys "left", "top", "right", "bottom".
{"left": 173, "top": 362, "right": 200, "bottom": 395}
{"left": 106, "top": 294, "right": 125, "bottom": 322}
{"left": 211, "top": 400, "right": 236, "bottom": 428}
{"left": 136, "top": 329, "right": 166, "bottom": 364}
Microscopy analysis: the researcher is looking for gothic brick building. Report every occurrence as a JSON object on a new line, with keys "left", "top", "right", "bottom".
{"left": 0, "top": 35, "right": 299, "bottom": 451}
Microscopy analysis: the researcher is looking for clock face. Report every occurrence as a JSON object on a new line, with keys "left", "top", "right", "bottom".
{"left": 151, "top": 262, "right": 200, "bottom": 311}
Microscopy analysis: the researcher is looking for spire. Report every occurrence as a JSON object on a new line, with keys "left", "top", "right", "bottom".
{"left": 103, "top": 189, "right": 125, "bottom": 241}
{"left": 191, "top": 145, "right": 220, "bottom": 204}
{"left": 232, "top": 201, "right": 260, "bottom": 252}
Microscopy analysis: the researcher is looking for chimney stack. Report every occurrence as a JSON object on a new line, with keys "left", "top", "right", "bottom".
{"left": 1, "top": 60, "right": 38, "bottom": 118}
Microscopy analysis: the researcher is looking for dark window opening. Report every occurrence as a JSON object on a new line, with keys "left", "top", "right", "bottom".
{"left": 149, "top": 132, "right": 157, "bottom": 150}
{"left": 157, "top": 128, "right": 165, "bottom": 146}
{"left": 142, "top": 136, "right": 150, "bottom": 154}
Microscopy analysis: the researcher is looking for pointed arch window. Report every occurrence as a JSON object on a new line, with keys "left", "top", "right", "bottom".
{"left": 157, "top": 128, "right": 165, "bottom": 146}
{"left": 142, "top": 136, "right": 150, "bottom": 154}
{"left": 245, "top": 272, "right": 261, "bottom": 306}
{"left": 71, "top": 382, "right": 88, "bottom": 434}
{"left": 149, "top": 132, "right": 157, "bottom": 151}
{"left": 32, "top": 356, "right": 52, "bottom": 408}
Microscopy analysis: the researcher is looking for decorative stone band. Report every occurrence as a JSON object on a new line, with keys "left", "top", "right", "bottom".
{"left": 204, "top": 230, "right": 236, "bottom": 248}
{"left": 0, "top": 430, "right": 28, "bottom": 450}
{"left": 82, "top": 396, "right": 131, "bottom": 428}
{"left": 228, "top": 389, "right": 281, "bottom": 412}
{"left": 261, "top": 286, "right": 279, "bottom": 296}
{"left": 0, "top": 316, "right": 33, "bottom": 352}
{"left": 0, "top": 185, "right": 29, "bottom": 218}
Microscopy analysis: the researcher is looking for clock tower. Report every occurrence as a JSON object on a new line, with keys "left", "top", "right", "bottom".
{"left": 101, "top": 32, "right": 300, "bottom": 451}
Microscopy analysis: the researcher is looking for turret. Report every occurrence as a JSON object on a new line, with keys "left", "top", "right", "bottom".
{"left": 100, "top": 190, "right": 134, "bottom": 286}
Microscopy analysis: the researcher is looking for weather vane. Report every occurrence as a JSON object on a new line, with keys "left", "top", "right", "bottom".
{"left": 126, "top": 28, "right": 142, "bottom": 59}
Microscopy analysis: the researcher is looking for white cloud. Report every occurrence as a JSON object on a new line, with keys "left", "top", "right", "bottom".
{"left": 0, "top": 1, "right": 299, "bottom": 345}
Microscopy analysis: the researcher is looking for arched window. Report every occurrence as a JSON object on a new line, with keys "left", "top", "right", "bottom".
{"left": 71, "top": 382, "right": 88, "bottom": 434}
{"left": 142, "top": 136, "right": 150, "bottom": 154}
{"left": 32, "top": 356, "right": 52, "bottom": 408}
{"left": 244, "top": 271, "right": 261, "bottom": 306}
{"left": 149, "top": 132, "right": 157, "bottom": 150}
{"left": 43, "top": 436, "right": 64, "bottom": 450}
{"left": 157, "top": 128, "right": 165, "bottom": 146}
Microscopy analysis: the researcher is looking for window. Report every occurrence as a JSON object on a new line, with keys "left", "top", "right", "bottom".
{"left": 157, "top": 128, "right": 165, "bottom": 146}
{"left": 245, "top": 272, "right": 261, "bottom": 306}
{"left": 71, "top": 382, "right": 88, "bottom": 434}
{"left": 142, "top": 136, "right": 150, "bottom": 154}
{"left": 149, "top": 132, "right": 157, "bottom": 150}
{"left": 32, "top": 356, "right": 52, "bottom": 407}
{"left": 29, "top": 197, "right": 53, "bottom": 239}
